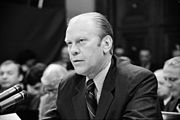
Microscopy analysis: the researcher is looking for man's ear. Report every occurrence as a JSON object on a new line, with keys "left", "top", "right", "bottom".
{"left": 101, "top": 35, "right": 113, "bottom": 54}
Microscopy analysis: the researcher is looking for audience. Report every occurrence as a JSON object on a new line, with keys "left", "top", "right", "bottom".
{"left": 163, "top": 56, "right": 180, "bottom": 112}
{"left": 39, "top": 63, "right": 67, "bottom": 120}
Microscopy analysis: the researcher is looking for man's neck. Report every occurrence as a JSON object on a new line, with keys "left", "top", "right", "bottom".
{"left": 87, "top": 55, "right": 112, "bottom": 79}
{"left": 164, "top": 95, "right": 172, "bottom": 106}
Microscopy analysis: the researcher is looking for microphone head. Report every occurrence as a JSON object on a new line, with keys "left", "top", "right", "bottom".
{"left": 0, "top": 90, "right": 28, "bottom": 112}
{"left": 13, "top": 84, "right": 24, "bottom": 92}
{"left": 0, "top": 84, "right": 24, "bottom": 102}
{"left": 19, "top": 90, "right": 28, "bottom": 99}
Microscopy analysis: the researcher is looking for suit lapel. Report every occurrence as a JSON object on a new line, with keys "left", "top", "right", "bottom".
{"left": 95, "top": 57, "right": 116, "bottom": 120}
{"left": 72, "top": 76, "right": 89, "bottom": 119}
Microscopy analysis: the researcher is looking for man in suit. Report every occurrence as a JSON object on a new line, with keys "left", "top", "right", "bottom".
{"left": 163, "top": 56, "right": 180, "bottom": 112}
{"left": 154, "top": 69, "right": 172, "bottom": 111}
{"left": 39, "top": 63, "right": 68, "bottom": 119}
{"left": 42, "top": 12, "right": 162, "bottom": 120}
{"left": 0, "top": 60, "right": 23, "bottom": 92}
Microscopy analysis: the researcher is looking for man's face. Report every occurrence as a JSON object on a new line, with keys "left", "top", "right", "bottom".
{"left": 156, "top": 72, "right": 171, "bottom": 98}
{"left": 139, "top": 50, "right": 151, "bottom": 63}
{"left": 0, "top": 63, "right": 22, "bottom": 89}
{"left": 65, "top": 18, "right": 105, "bottom": 77}
{"left": 163, "top": 66, "right": 180, "bottom": 98}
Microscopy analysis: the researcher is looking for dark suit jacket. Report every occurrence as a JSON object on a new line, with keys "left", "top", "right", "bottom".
{"left": 164, "top": 97, "right": 180, "bottom": 112}
{"left": 42, "top": 56, "right": 162, "bottom": 120}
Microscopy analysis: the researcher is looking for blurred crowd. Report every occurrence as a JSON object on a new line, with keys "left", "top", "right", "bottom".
{"left": 0, "top": 44, "right": 180, "bottom": 120}
{"left": 114, "top": 45, "right": 180, "bottom": 114}
{"left": 0, "top": 46, "right": 73, "bottom": 120}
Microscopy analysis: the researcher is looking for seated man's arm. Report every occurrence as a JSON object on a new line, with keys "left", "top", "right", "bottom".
{"left": 41, "top": 107, "right": 60, "bottom": 120}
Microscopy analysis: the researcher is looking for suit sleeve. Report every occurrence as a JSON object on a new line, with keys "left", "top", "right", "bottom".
{"left": 122, "top": 71, "right": 163, "bottom": 120}
{"left": 41, "top": 106, "right": 60, "bottom": 120}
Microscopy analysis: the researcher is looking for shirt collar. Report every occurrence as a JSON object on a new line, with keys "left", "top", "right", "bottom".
{"left": 86, "top": 61, "right": 111, "bottom": 92}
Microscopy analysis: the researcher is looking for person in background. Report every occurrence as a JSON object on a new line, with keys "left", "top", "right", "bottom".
{"left": 0, "top": 60, "right": 23, "bottom": 92}
{"left": 24, "top": 63, "right": 46, "bottom": 109}
{"left": 39, "top": 63, "right": 67, "bottom": 120}
{"left": 172, "top": 45, "right": 180, "bottom": 57}
{"left": 0, "top": 60, "right": 33, "bottom": 120}
{"left": 55, "top": 45, "right": 74, "bottom": 70}
{"left": 19, "top": 62, "right": 46, "bottom": 120}
{"left": 154, "top": 69, "right": 172, "bottom": 111}
{"left": 163, "top": 56, "right": 180, "bottom": 112}
{"left": 42, "top": 12, "right": 162, "bottom": 120}
{"left": 138, "top": 49, "right": 159, "bottom": 72}
{"left": 114, "top": 46, "right": 125, "bottom": 57}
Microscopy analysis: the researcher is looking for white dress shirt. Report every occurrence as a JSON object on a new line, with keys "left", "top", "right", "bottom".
{"left": 86, "top": 61, "right": 111, "bottom": 104}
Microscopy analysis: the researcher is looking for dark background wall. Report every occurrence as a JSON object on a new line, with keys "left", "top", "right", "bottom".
{"left": 96, "top": 0, "right": 180, "bottom": 66}
{"left": 0, "top": 0, "right": 180, "bottom": 66}
{"left": 0, "top": 0, "right": 66, "bottom": 64}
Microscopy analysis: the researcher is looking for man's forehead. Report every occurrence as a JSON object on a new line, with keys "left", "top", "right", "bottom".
{"left": 1, "top": 63, "right": 18, "bottom": 70}
{"left": 163, "top": 67, "right": 180, "bottom": 77}
{"left": 68, "top": 18, "right": 97, "bottom": 31}
{"left": 65, "top": 21, "right": 100, "bottom": 41}
{"left": 69, "top": 14, "right": 94, "bottom": 24}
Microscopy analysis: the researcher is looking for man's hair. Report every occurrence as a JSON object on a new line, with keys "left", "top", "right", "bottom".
{"left": 154, "top": 69, "right": 163, "bottom": 78}
{"left": 68, "top": 12, "right": 114, "bottom": 54}
{"left": 25, "top": 63, "right": 46, "bottom": 86}
{"left": 41, "top": 63, "right": 68, "bottom": 87}
{"left": 164, "top": 56, "right": 180, "bottom": 69}
{"left": 1, "top": 60, "right": 23, "bottom": 76}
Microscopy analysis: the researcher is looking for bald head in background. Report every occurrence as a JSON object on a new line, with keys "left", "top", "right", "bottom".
{"left": 41, "top": 64, "right": 67, "bottom": 90}
{"left": 155, "top": 69, "right": 171, "bottom": 100}
{"left": 163, "top": 57, "right": 180, "bottom": 98}
{"left": 154, "top": 69, "right": 172, "bottom": 110}
{"left": 39, "top": 64, "right": 68, "bottom": 119}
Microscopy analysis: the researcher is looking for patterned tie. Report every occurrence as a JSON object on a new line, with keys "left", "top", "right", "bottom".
{"left": 85, "top": 79, "right": 97, "bottom": 119}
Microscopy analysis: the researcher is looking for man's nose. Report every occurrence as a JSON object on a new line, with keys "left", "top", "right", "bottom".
{"left": 70, "top": 44, "right": 80, "bottom": 56}
{"left": 2, "top": 73, "right": 8, "bottom": 80}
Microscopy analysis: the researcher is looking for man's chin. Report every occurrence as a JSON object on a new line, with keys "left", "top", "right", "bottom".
{"left": 173, "top": 93, "right": 180, "bottom": 98}
{"left": 1, "top": 84, "right": 11, "bottom": 89}
{"left": 74, "top": 68, "right": 87, "bottom": 76}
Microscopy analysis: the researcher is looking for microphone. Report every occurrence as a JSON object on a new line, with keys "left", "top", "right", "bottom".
{"left": 0, "top": 84, "right": 23, "bottom": 102}
{"left": 0, "top": 90, "right": 27, "bottom": 111}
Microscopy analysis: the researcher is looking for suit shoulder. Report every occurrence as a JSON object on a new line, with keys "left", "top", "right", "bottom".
{"left": 116, "top": 59, "right": 156, "bottom": 84}
{"left": 58, "top": 70, "right": 83, "bottom": 90}
{"left": 117, "top": 59, "right": 152, "bottom": 75}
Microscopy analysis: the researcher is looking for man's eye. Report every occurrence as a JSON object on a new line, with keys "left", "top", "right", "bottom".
{"left": 7, "top": 72, "right": 13, "bottom": 75}
{"left": 79, "top": 39, "right": 86, "bottom": 43}
{"left": 66, "top": 42, "right": 72, "bottom": 46}
{"left": 170, "top": 78, "right": 178, "bottom": 82}
{"left": 164, "top": 77, "right": 168, "bottom": 81}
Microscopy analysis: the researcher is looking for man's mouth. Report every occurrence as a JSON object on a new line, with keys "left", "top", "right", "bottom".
{"left": 73, "top": 60, "right": 84, "bottom": 63}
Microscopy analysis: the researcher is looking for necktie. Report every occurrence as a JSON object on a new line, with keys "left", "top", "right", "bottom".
{"left": 85, "top": 79, "right": 97, "bottom": 119}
